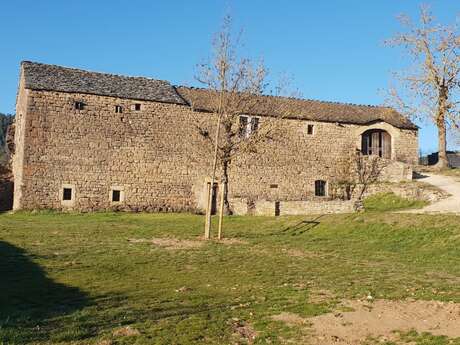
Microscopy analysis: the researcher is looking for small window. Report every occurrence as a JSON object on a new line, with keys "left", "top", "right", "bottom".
{"left": 112, "top": 190, "right": 121, "bottom": 202}
{"left": 315, "top": 180, "right": 327, "bottom": 197}
{"left": 115, "top": 105, "right": 123, "bottom": 113}
{"left": 307, "top": 124, "right": 314, "bottom": 135}
{"left": 270, "top": 184, "right": 278, "bottom": 189}
{"left": 110, "top": 187, "right": 124, "bottom": 203}
{"left": 63, "top": 188, "right": 72, "bottom": 201}
{"left": 134, "top": 103, "right": 141, "bottom": 111}
{"left": 75, "top": 101, "right": 85, "bottom": 110}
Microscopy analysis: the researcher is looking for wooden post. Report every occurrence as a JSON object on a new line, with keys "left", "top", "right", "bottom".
{"left": 204, "top": 113, "right": 223, "bottom": 241}
{"left": 217, "top": 182, "right": 225, "bottom": 240}
{"left": 204, "top": 183, "right": 211, "bottom": 240}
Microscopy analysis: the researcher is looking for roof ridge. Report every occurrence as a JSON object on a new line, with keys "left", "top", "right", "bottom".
{"left": 21, "top": 61, "right": 172, "bottom": 85}
{"left": 176, "top": 85, "right": 389, "bottom": 110}
{"left": 22, "top": 61, "right": 187, "bottom": 105}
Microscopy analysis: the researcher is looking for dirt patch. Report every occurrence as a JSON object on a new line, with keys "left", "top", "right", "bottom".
{"left": 230, "top": 319, "right": 257, "bottom": 343}
{"left": 308, "top": 289, "right": 336, "bottom": 304}
{"left": 272, "top": 312, "right": 307, "bottom": 327}
{"left": 128, "top": 237, "right": 204, "bottom": 250}
{"left": 308, "top": 299, "right": 460, "bottom": 344}
{"left": 216, "top": 238, "right": 248, "bottom": 245}
{"left": 112, "top": 326, "right": 140, "bottom": 337}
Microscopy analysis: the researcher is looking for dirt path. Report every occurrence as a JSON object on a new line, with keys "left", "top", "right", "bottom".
{"left": 402, "top": 173, "right": 460, "bottom": 214}
{"left": 307, "top": 299, "right": 460, "bottom": 344}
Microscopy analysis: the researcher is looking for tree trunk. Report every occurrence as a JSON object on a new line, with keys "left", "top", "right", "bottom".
{"left": 221, "top": 159, "right": 232, "bottom": 215}
{"left": 435, "top": 91, "right": 449, "bottom": 169}
{"left": 436, "top": 114, "right": 449, "bottom": 169}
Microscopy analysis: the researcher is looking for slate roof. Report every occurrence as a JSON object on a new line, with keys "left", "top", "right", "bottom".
{"left": 21, "top": 61, "right": 187, "bottom": 105}
{"left": 176, "top": 87, "right": 418, "bottom": 130}
{"left": 21, "top": 61, "right": 417, "bottom": 130}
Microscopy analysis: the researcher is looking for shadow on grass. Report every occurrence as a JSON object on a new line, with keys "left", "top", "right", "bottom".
{"left": 239, "top": 215, "right": 324, "bottom": 239}
{"left": 280, "top": 215, "right": 324, "bottom": 235}
{"left": 0, "top": 240, "right": 90, "bottom": 343}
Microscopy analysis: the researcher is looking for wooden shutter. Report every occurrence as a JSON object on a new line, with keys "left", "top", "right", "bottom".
{"left": 382, "top": 131, "right": 391, "bottom": 159}
{"left": 315, "top": 180, "right": 326, "bottom": 197}
{"left": 239, "top": 116, "right": 248, "bottom": 137}
{"left": 362, "top": 133, "right": 370, "bottom": 155}
{"left": 251, "top": 117, "right": 259, "bottom": 133}
{"left": 371, "top": 131, "right": 380, "bottom": 156}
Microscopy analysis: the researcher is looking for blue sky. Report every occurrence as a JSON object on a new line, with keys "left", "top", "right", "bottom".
{"left": 1, "top": 0, "right": 458, "bottom": 153}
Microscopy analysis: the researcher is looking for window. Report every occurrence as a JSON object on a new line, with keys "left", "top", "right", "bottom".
{"left": 314, "top": 180, "right": 327, "bottom": 197}
{"left": 239, "top": 115, "right": 259, "bottom": 138}
{"left": 110, "top": 187, "right": 124, "bottom": 203}
{"left": 307, "top": 124, "right": 314, "bottom": 135}
{"left": 361, "top": 129, "right": 391, "bottom": 159}
{"left": 134, "top": 103, "right": 141, "bottom": 111}
{"left": 112, "top": 190, "right": 121, "bottom": 202}
{"left": 61, "top": 184, "right": 76, "bottom": 206}
{"left": 115, "top": 105, "right": 123, "bottom": 113}
{"left": 63, "top": 188, "right": 72, "bottom": 201}
{"left": 75, "top": 101, "right": 85, "bottom": 110}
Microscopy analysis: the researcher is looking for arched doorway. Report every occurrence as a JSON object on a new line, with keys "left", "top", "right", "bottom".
{"left": 361, "top": 129, "right": 391, "bottom": 159}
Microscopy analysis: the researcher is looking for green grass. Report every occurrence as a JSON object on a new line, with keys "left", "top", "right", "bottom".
{"left": 364, "top": 192, "right": 428, "bottom": 212}
{"left": 1, "top": 211, "right": 460, "bottom": 344}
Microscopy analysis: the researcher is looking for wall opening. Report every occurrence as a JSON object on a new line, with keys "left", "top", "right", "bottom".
{"left": 361, "top": 129, "right": 391, "bottom": 159}
{"left": 74, "top": 101, "right": 85, "bottom": 110}
{"left": 63, "top": 188, "right": 72, "bottom": 201}
{"left": 112, "top": 190, "right": 121, "bottom": 202}
{"left": 61, "top": 184, "right": 76, "bottom": 206}
{"left": 274, "top": 201, "right": 280, "bottom": 216}
{"left": 109, "top": 186, "right": 124, "bottom": 204}
{"left": 207, "top": 182, "right": 218, "bottom": 215}
{"left": 314, "top": 180, "right": 327, "bottom": 197}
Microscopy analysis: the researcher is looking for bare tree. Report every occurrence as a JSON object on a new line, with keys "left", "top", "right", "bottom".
{"left": 386, "top": 6, "right": 460, "bottom": 168}
{"left": 330, "top": 152, "right": 357, "bottom": 201}
{"left": 353, "top": 152, "right": 389, "bottom": 210}
{"left": 331, "top": 150, "right": 389, "bottom": 210}
{"left": 182, "top": 15, "right": 296, "bottom": 234}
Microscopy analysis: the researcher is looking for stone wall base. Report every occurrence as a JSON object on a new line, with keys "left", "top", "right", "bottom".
{"left": 230, "top": 198, "right": 354, "bottom": 216}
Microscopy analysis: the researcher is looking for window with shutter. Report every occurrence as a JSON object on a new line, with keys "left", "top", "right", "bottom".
{"left": 315, "top": 180, "right": 327, "bottom": 197}
{"left": 239, "top": 115, "right": 259, "bottom": 138}
{"left": 239, "top": 116, "right": 249, "bottom": 137}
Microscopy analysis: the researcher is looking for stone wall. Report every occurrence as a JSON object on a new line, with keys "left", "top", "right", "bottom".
{"left": 365, "top": 181, "right": 448, "bottom": 203}
{"left": 13, "top": 83, "right": 419, "bottom": 212}
{"left": 229, "top": 197, "right": 354, "bottom": 216}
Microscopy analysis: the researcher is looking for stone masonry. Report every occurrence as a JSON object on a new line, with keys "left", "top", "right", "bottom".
{"left": 12, "top": 62, "right": 419, "bottom": 214}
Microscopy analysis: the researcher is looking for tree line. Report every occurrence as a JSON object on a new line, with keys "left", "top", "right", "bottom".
{"left": 0, "top": 113, "right": 14, "bottom": 164}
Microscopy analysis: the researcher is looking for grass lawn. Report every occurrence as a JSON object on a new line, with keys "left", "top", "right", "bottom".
{"left": 1, "top": 209, "right": 460, "bottom": 344}
{"left": 363, "top": 193, "right": 428, "bottom": 212}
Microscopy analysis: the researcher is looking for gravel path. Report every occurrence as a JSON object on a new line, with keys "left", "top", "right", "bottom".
{"left": 402, "top": 173, "right": 460, "bottom": 214}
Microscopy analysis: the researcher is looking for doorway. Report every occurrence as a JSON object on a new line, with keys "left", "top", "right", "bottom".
{"left": 207, "top": 182, "right": 218, "bottom": 215}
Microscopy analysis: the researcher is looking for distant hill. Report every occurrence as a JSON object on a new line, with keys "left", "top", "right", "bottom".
{"left": 0, "top": 113, "right": 14, "bottom": 164}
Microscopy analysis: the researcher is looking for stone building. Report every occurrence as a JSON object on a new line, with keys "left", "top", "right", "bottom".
{"left": 12, "top": 61, "right": 418, "bottom": 215}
